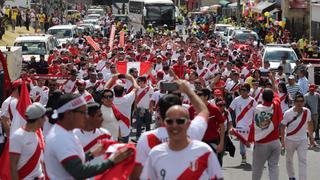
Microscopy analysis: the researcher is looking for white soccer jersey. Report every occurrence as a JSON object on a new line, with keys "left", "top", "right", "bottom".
{"left": 30, "top": 86, "right": 49, "bottom": 106}
{"left": 136, "top": 115, "right": 207, "bottom": 166}
{"left": 151, "top": 90, "right": 166, "bottom": 107}
{"left": 250, "top": 87, "right": 263, "bottom": 103}
{"left": 74, "top": 128, "right": 112, "bottom": 165}
{"left": 196, "top": 68, "right": 211, "bottom": 80}
{"left": 141, "top": 140, "right": 223, "bottom": 180}
{"left": 101, "top": 105, "right": 119, "bottom": 140}
{"left": 282, "top": 107, "right": 311, "bottom": 141}
{"left": 136, "top": 86, "right": 154, "bottom": 109}
{"left": 9, "top": 128, "right": 43, "bottom": 179}
{"left": 229, "top": 96, "right": 257, "bottom": 129}
{"left": 113, "top": 91, "right": 135, "bottom": 137}
{"left": 62, "top": 79, "right": 77, "bottom": 93}
{"left": 45, "top": 124, "right": 86, "bottom": 180}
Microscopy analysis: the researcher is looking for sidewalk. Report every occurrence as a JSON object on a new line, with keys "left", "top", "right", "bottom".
{"left": 0, "top": 27, "right": 36, "bottom": 46}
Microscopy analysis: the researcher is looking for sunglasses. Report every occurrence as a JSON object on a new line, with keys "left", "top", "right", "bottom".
{"left": 103, "top": 95, "right": 113, "bottom": 99}
{"left": 164, "top": 118, "right": 188, "bottom": 126}
{"left": 295, "top": 99, "right": 304, "bottom": 103}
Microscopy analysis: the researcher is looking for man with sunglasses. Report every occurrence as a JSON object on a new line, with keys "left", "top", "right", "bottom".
{"left": 189, "top": 88, "right": 225, "bottom": 166}
{"left": 229, "top": 83, "right": 257, "bottom": 164}
{"left": 131, "top": 80, "right": 210, "bottom": 179}
{"left": 141, "top": 105, "right": 223, "bottom": 180}
{"left": 280, "top": 93, "right": 314, "bottom": 180}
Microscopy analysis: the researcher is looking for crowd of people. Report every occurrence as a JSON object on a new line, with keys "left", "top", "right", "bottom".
{"left": 0, "top": 6, "right": 320, "bottom": 180}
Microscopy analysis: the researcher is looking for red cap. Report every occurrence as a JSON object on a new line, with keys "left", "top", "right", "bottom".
{"left": 309, "top": 84, "right": 316, "bottom": 91}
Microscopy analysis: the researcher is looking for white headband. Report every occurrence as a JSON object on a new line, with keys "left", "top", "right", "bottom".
{"left": 52, "top": 96, "right": 87, "bottom": 119}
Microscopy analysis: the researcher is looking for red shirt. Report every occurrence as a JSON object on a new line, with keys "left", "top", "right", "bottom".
{"left": 48, "top": 65, "right": 60, "bottom": 74}
{"left": 47, "top": 54, "right": 55, "bottom": 65}
{"left": 189, "top": 103, "right": 224, "bottom": 142}
{"left": 172, "top": 64, "right": 187, "bottom": 79}
{"left": 255, "top": 93, "right": 283, "bottom": 143}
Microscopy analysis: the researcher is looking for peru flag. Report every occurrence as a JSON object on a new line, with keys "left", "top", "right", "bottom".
{"left": 85, "top": 36, "right": 101, "bottom": 51}
{"left": 116, "top": 61, "right": 152, "bottom": 76}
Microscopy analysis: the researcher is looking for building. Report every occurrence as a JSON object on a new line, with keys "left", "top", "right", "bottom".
{"left": 310, "top": 1, "right": 320, "bottom": 40}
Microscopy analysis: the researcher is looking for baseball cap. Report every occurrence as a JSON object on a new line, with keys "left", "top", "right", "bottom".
{"left": 288, "top": 75, "right": 295, "bottom": 80}
{"left": 25, "top": 102, "right": 46, "bottom": 120}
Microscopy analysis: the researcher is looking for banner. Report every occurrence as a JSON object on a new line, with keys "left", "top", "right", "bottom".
{"left": 85, "top": 36, "right": 101, "bottom": 51}
{"left": 119, "top": 31, "right": 125, "bottom": 48}
{"left": 109, "top": 25, "right": 116, "bottom": 49}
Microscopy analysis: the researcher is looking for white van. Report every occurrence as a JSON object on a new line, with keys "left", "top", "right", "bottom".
{"left": 47, "top": 25, "right": 78, "bottom": 45}
{"left": 14, "top": 34, "right": 58, "bottom": 61}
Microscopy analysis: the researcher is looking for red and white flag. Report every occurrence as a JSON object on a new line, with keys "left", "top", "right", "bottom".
{"left": 116, "top": 61, "right": 152, "bottom": 76}
{"left": 109, "top": 25, "right": 116, "bottom": 48}
{"left": 85, "top": 36, "right": 101, "bottom": 51}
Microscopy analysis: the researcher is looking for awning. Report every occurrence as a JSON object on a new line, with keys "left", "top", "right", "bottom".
{"left": 219, "top": 0, "right": 231, "bottom": 7}
{"left": 252, "top": 1, "right": 275, "bottom": 14}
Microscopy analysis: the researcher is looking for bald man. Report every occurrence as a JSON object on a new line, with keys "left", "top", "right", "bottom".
{"left": 141, "top": 105, "right": 224, "bottom": 180}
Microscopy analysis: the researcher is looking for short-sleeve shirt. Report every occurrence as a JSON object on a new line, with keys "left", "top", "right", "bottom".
{"left": 45, "top": 124, "right": 85, "bottom": 180}
{"left": 9, "top": 128, "right": 43, "bottom": 179}
{"left": 141, "top": 140, "right": 223, "bottom": 180}
{"left": 282, "top": 107, "right": 311, "bottom": 141}
{"left": 136, "top": 115, "right": 207, "bottom": 166}
{"left": 229, "top": 96, "right": 257, "bottom": 129}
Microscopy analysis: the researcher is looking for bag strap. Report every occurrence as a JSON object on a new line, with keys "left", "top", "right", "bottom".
{"left": 286, "top": 110, "right": 303, "bottom": 127}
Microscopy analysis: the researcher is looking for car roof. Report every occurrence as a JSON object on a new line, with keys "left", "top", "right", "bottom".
{"left": 14, "top": 34, "right": 54, "bottom": 42}
{"left": 265, "top": 46, "right": 294, "bottom": 51}
{"left": 48, "top": 25, "right": 77, "bottom": 30}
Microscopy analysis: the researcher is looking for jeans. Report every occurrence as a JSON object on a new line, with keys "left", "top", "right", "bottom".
{"left": 240, "top": 141, "right": 246, "bottom": 156}
{"left": 136, "top": 108, "right": 151, "bottom": 139}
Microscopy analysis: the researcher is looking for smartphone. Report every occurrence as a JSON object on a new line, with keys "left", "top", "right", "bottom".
{"left": 161, "top": 82, "right": 179, "bottom": 92}
{"left": 118, "top": 74, "right": 126, "bottom": 79}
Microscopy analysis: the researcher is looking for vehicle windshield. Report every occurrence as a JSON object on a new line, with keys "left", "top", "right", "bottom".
{"left": 48, "top": 29, "right": 72, "bottom": 39}
{"left": 264, "top": 50, "right": 298, "bottom": 62}
{"left": 15, "top": 42, "right": 47, "bottom": 55}
{"left": 234, "top": 32, "right": 259, "bottom": 42}
{"left": 216, "top": 26, "right": 229, "bottom": 32}
{"left": 145, "top": 5, "right": 175, "bottom": 22}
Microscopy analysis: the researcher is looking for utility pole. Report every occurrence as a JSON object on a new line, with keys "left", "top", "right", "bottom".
{"left": 237, "top": 0, "right": 241, "bottom": 25}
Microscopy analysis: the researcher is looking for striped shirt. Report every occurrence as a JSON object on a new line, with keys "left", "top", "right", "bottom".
{"left": 286, "top": 84, "right": 302, "bottom": 99}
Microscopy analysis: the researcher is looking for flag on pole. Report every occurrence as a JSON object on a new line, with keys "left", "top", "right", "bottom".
{"left": 85, "top": 36, "right": 101, "bottom": 51}
{"left": 116, "top": 61, "right": 152, "bottom": 76}
{"left": 109, "top": 25, "right": 116, "bottom": 49}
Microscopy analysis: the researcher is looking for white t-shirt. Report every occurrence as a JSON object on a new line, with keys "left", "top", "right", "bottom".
{"left": 113, "top": 91, "right": 136, "bottom": 137}
{"left": 0, "top": 96, "right": 16, "bottom": 143}
{"left": 73, "top": 128, "right": 112, "bottom": 165}
{"left": 229, "top": 96, "right": 257, "bottom": 129}
{"left": 282, "top": 107, "right": 311, "bottom": 141}
{"left": 279, "top": 92, "right": 289, "bottom": 113}
{"left": 136, "top": 86, "right": 154, "bottom": 109}
{"left": 136, "top": 115, "right": 207, "bottom": 166}
{"left": 250, "top": 87, "right": 263, "bottom": 103}
{"left": 225, "top": 80, "right": 241, "bottom": 93}
{"left": 141, "top": 140, "right": 223, "bottom": 180}
{"left": 9, "top": 128, "right": 44, "bottom": 179}
{"left": 10, "top": 98, "right": 27, "bottom": 135}
{"left": 196, "top": 68, "right": 211, "bottom": 80}
{"left": 101, "top": 105, "right": 119, "bottom": 140}
{"left": 45, "top": 124, "right": 85, "bottom": 180}
{"left": 30, "top": 86, "right": 49, "bottom": 106}
{"left": 62, "top": 80, "right": 77, "bottom": 93}
{"left": 151, "top": 90, "right": 166, "bottom": 107}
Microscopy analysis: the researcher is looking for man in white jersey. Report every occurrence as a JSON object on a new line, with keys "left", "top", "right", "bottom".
{"left": 45, "top": 94, "right": 133, "bottom": 179}
{"left": 229, "top": 83, "right": 257, "bottom": 164}
{"left": 10, "top": 102, "right": 46, "bottom": 179}
{"left": 141, "top": 105, "right": 223, "bottom": 180}
{"left": 131, "top": 79, "right": 209, "bottom": 179}
{"left": 281, "top": 93, "right": 315, "bottom": 180}
{"left": 62, "top": 70, "right": 79, "bottom": 93}
{"left": 74, "top": 103, "right": 112, "bottom": 165}
{"left": 30, "top": 78, "right": 49, "bottom": 106}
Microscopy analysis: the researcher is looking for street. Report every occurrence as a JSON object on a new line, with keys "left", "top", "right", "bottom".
{"left": 223, "top": 140, "right": 320, "bottom": 180}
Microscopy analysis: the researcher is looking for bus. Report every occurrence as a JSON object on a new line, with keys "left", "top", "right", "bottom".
{"left": 128, "top": 0, "right": 176, "bottom": 33}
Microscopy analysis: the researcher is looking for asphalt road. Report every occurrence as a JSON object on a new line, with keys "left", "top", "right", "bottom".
{"left": 222, "top": 139, "right": 320, "bottom": 180}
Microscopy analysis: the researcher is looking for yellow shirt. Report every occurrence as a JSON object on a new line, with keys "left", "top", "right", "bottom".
{"left": 38, "top": 14, "right": 45, "bottom": 23}
{"left": 11, "top": 11, "right": 17, "bottom": 20}
{"left": 5, "top": 8, "right": 10, "bottom": 16}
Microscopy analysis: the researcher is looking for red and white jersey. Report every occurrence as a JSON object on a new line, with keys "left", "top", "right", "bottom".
{"left": 250, "top": 87, "right": 263, "bottom": 103}
{"left": 282, "top": 107, "right": 311, "bottom": 141}
{"left": 45, "top": 124, "right": 85, "bottom": 180}
{"left": 96, "top": 60, "right": 107, "bottom": 71}
{"left": 207, "top": 63, "right": 217, "bottom": 72}
{"left": 9, "top": 128, "right": 43, "bottom": 179}
{"left": 81, "top": 90, "right": 95, "bottom": 103}
{"left": 30, "top": 86, "right": 49, "bottom": 106}
{"left": 151, "top": 90, "right": 166, "bottom": 108}
{"left": 229, "top": 96, "right": 257, "bottom": 130}
{"left": 279, "top": 92, "right": 289, "bottom": 113}
{"left": 113, "top": 91, "right": 136, "bottom": 137}
{"left": 225, "top": 80, "right": 241, "bottom": 93}
{"left": 136, "top": 115, "right": 208, "bottom": 166}
{"left": 141, "top": 140, "right": 223, "bottom": 180}
{"left": 222, "top": 69, "right": 231, "bottom": 78}
{"left": 196, "top": 68, "right": 211, "bottom": 80}
{"left": 154, "top": 63, "right": 163, "bottom": 72}
{"left": 241, "top": 67, "right": 251, "bottom": 79}
{"left": 0, "top": 96, "right": 16, "bottom": 119}
{"left": 62, "top": 79, "right": 78, "bottom": 93}
{"left": 101, "top": 105, "right": 119, "bottom": 140}
{"left": 74, "top": 128, "right": 112, "bottom": 164}
{"left": 136, "top": 86, "right": 154, "bottom": 109}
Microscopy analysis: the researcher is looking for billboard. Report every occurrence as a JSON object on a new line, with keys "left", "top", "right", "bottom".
{"left": 289, "top": 0, "right": 307, "bottom": 9}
